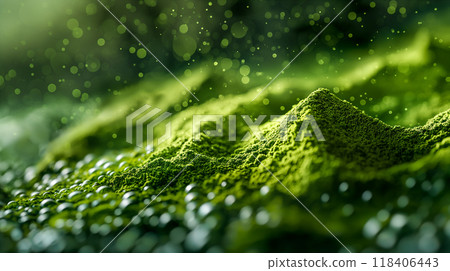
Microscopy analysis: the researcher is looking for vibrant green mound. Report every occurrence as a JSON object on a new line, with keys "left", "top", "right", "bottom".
{"left": 1, "top": 88, "right": 449, "bottom": 252}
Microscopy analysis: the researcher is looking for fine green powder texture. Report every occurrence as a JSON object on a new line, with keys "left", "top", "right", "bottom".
{"left": 1, "top": 89, "right": 448, "bottom": 252}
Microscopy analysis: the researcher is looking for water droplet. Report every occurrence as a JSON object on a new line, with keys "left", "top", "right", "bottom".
{"left": 342, "top": 204, "right": 354, "bottom": 216}
{"left": 37, "top": 214, "right": 49, "bottom": 224}
{"left": 377, "top": 209, "right": 390, "bottom": 222}
{"left": 56, "top": 203, "right": 73, "bottom": 213}
{"left": 77, "top": 204, "right": 89, "bottom": 212}
{"left": 170, "top": 227, "right": 187, "bottom": 244}
{"left": 119, "top": 198, "right": 134, "bottom": 209}
{"left": 185, "top": 192, "right": 197, "bottom": 202}
{"left": 239, "top": 206, "right": 252, "bottom": 220}
{"left": 96, "top": 186, "right": 112, "bottom": 194}
{"left": 40, "top": 199, "right": 56, "bottom": 207}
{"left": 421, "top": 181, "right": 432, "bottom": 191}
{"left": 68, "top": 191, "right": 83, "bottom": 201}
{"left": 224, "top": 195, "right": 235, "bottom": 206}
{"left": 207, "top": 192, "right": 215, "bottom": 200}
{"left": 123, "top": 191, "right": 136, "bottom": 199}
{"left": 94, "top": 159, "right": 106, "bottom": 167}
{"left": 321, "top": 193, "right": 330, "bottom": 203}
{"left": 185, "top": 225, "right": 210, "bottom": 251}
{"left": 431, "top": 179, "right": 445, "bottom": 195}
{"left": 185, "top": 184, "right": 196, "bottom": 192}
{"left": 198, "top": 203, "right": 213, "bottom": 217}
{"left": 339, "top": 182, "right": 349, "bottom": 192}
{"left": 113, "top": 217, "right": 124, "bottom": 227}
{"left": 362, "top": 190, "right": 372, "bottom": 202}
{"left": 149, "top": 216, "right": 159, "bottom": 227}
{"left": 49, "top": 179, "right": 62, "bottom": 188}
{"left": 390, "top": 214, "right": 407, "bottom": 229}
{"left": 260, "top": 185, "right": 270, "bottom": 196}
{"left": 159, "top": 213, "right": 171, "bottom": 226}
{"left": 179, "top": 24, "right": 188, "bottom": 34}
{"left": 256, "top": 209, "right": 270, "bottom": 225}
{"left": 99, "top": 224, "right": 111, "bottom": 236}
{"left": 397, "top": 195, "right": 409, "bottom": 208}
{"left": 405, "top": 177, "right": 416, "bottom": 188}
{"left": 418, "top": 233, "right": 439, "bottom": 252}
{"left": 376, "top": 229, "right": 397, "bottom": 249}
{"left": 230, "top": 21, "right": 248, "bottom": 38}
{"left": 363, "top": 218, "right": 381, "bottom": 239}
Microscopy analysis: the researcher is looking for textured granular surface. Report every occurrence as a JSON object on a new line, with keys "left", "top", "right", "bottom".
{"left": 1, "top": 87, "right": 448, "bottom": 252}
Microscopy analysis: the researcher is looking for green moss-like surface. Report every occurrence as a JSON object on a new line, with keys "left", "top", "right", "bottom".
{"left": 1, "top": 87, "right": 449, "bottom": 252}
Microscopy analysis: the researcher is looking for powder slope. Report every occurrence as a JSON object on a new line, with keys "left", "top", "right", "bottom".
{"left": 103, "top": 88, "right": 449, "bottom": 195}
{"left": 1, "top": 89, "right": 448, "bottom": 253}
